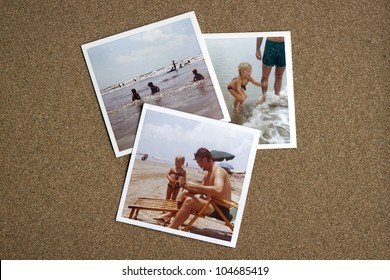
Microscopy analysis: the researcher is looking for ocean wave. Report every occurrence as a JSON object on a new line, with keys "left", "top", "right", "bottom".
{"left": 107, "top": 99, "right": 143, "bottom": 115}
{"left": 101, "top": 54, "right": 204, "bottom": 96}
{"left": 243, "top": 90, "right": 290, "bottom": 144}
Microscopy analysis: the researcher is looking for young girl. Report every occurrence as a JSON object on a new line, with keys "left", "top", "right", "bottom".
{"left": 227, "top": 62, "right": 263, "bottom": 110}
{"left": 165, "top": 155, "right": 186, "bottom": 200}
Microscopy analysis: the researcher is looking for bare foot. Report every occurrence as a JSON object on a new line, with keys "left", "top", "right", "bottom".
{"left": 232, "top": 104, "right": 239, "bottom": 111}
{"left": 154, "top": 214, "right": 171, "bottom": 224}
{"left": 275, "top": 92, "right": 280, "bottom": 96}
{"left": 259, "top": 95, "right": 266, "bottom": 103}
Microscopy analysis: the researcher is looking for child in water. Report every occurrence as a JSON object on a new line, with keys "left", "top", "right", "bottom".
{"left": 165, "top": 155, "right": 186, "bottom": 201}
{"left": 192, "top": 68, "right": 205, "bottom": 82}
{"left": 227, "top": 62, "right": 264, "bottom": 110}
{"left": 147, "top": 82, "right": 160, "bottom": 94}
{"left": 131, "top": 88, "right": 141, "bottom": 102}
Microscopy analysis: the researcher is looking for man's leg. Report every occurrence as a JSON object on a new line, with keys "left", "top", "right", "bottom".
{"left": 260, "top": 64, "right": 272, "bottom": 102}
{"left": 274, "top": 67, "right": 285, "bottom": 96}
{"left": 155, "top": 189, "right": 189, "bottom": 222}
{"left": 169, "top": 196, "right": 212, "bottom": 229}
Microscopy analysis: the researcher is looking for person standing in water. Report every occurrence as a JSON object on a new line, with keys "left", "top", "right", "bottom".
{"left": 256, "top": 37, "right": 286, "bottom": 103}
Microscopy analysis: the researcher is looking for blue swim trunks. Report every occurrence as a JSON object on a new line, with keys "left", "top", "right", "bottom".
{"left": 263, "top": 40, "right": 286, "bottom": 67}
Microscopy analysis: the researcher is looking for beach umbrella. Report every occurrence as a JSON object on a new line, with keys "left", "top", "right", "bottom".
{"left": 210, "top": 150, "right": 235, "bottom": 162}
{"left": 218, "top": 162, "right": 235, "bottom": 170}
{"left": 218, "top": 162, "right": 235, "bottom": 175}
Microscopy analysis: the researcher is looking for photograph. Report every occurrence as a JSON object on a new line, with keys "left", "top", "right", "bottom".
{"left": 116, "top": 104, "right": 260, "bottom": 248}
{"left": 204, "top": 32, "right": 297, "bottom": 149}
{"left": 82, "top": 12, "right": 229, "bottom": 157}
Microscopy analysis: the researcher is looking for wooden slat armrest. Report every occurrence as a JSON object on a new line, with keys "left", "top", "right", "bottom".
{"left": 212, "top": 197, "right": 238, "bottom": 209}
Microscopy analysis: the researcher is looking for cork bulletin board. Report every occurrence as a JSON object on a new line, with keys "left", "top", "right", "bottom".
{"left": 1, "top": 0, "right": 389, "bottom": 259}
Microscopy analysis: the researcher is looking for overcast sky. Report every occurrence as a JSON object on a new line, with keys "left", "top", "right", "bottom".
{"left": 86, "top": 18, "right": 202, "bottom": 89}
{"left": 135, "top": 109, "right": 256, "bottom": 171}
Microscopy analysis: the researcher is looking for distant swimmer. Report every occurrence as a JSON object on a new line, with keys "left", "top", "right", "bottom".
{"left": 147, "top": 82, "right": 160, "bottom": 94}
{"left": 172, "top": 60, "right": 177, "bottom": 70}
{"left": 184, "top": 60, "right": 191, "bottom": 65}
{"left": 131, "top": 88, "right": 141, "bottom": 102}
{"left": 192, "top": 68, "right": 205, "bottom": 82}
{"left": 227, "top": 62, "right": 263, "bottom": 110}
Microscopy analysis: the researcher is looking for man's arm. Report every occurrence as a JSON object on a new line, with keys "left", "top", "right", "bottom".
{"left": 256, "top": 37, "right": 263, "bottom": 60}
{"left": 185, "top": 169, "right": 225, "bottom": 197}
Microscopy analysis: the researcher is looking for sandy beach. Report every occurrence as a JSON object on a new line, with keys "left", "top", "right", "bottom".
{"left": 120, "top": 159, "right": 245, "bottom": 241}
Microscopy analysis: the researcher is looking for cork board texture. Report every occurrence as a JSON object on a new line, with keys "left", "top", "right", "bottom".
{"left": 1, "top": 0, "right": 389, "bottom": 259}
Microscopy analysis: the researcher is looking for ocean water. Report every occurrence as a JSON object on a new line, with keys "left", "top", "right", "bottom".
{"left": 101, "top": 55, "right": 224, "bottom": 151}
{"left": 205, "top": 38, "right": 291, "bottom": 145}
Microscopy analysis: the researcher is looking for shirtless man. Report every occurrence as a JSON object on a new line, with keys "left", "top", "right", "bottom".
{"left": 256, "top": 37, "right": 286, "bottom": 102}
{"left": 155, "top": 147, "right": 232, "bottom": 229}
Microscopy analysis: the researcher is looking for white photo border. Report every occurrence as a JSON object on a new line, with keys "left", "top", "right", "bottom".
{"left": 203, "top": 32, "right": 297, "bottom": 150}
{"left": 81, "top": 12, "right": 230, "bottom": 157}
{"left": 116, "top": 103, "right": 260, "bottom": 248}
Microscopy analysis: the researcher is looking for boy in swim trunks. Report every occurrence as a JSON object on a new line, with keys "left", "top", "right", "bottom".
{"left": 192, "top": 68, "right": 205, "bottom": 82}
{"left": 227, "top": 62, "right": 263, "bottom": 110}
{"left": 165, "top": 155, "right": 186, "bottom": 201}
{"left": 147, "top": 82, "right": 160, "bottom": 95}
{"left": 256, "top": 37, "right": 286, "bottom": 102}
{"left": 131, "top": 88, "right": 141, "bottom": 102}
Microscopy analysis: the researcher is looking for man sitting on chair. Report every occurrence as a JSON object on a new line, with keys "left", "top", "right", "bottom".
{"left": 156, "top": 147, "right": 232, "bottom": 229}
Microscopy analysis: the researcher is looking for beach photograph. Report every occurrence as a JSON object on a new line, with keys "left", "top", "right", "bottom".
{"left": 82, "top": 12, "right": 229, "bottom": 157}
{"left": 204, "top": 32, "right": 296, "bottom": 149}
{"left": 116, "top": 104, "right": 259, "bottom": 247}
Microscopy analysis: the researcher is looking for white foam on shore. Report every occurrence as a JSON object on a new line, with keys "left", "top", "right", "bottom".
{"left": 101, "top": 54, "right": 203, "bottom": 95}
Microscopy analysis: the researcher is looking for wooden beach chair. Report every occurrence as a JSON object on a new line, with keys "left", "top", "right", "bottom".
{"left": 182, "top": 197, "right": 238, "bottom": 232}
{"left": 128, "top": 196, "right": 238, "bottom": 232}
{"left": 128, "top": 197, "right": 179, "bottom": 220}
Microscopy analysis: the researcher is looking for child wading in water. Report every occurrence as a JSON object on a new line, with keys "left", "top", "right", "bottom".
{"left": 147, "top": 82, "right": 160, "bottom": 94}
{"left": 165, "top": 155, "right": 186, "bottom": 201}
{"left": 192, "top": 68, "right": 205, "bottom": 82}
{"left": 227, "top": 62, "right": 264, "bottom": 110}
{"left": 131, "top": 88, "right": 141, "bottom": 102}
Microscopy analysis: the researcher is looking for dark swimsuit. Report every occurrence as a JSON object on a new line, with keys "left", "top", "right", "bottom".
{"left": 263, "top": 39, "right": 286, "bottom": 67}
{"left": 168, "top": 168, "right": 184, "bottom": 189}
{"left": 227, "top": 78, "right": 247, "bottom": 91}
{"left": 209, "top": 205, "right": 233, "bottom": 221}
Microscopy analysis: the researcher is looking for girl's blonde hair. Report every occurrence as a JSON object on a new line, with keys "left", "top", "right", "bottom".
{"left": 238, "top": 62, "right": 252, "bottom": 76}
{"left": 175, "top": 155, "right": 185, "bottom": 164}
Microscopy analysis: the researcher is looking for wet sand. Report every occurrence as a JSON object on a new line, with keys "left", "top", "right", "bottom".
{"left": 120, "top": 159, "right": 245, "bottom": 241}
